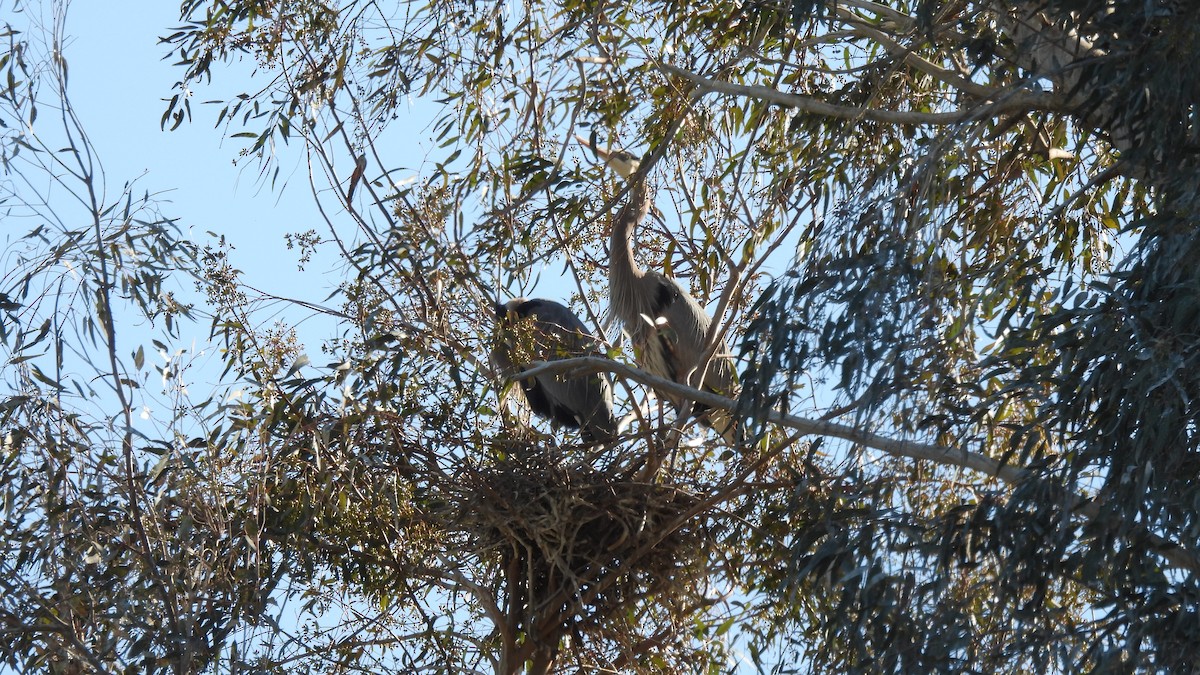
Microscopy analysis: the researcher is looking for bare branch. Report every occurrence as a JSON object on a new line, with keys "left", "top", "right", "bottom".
{"left": 513, "top": 356, "right": 1200, "bottom": 574}
{"left": 831, "top": 6, "right": 1000, "bottom": 99}
{"left": 658, "top": 63, "right": 1059, "bottom": 126}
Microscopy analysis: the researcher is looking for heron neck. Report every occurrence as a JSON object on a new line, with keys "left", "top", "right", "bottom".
{"left": 610, "top": 211, "right": 643, "bottom": 283}
{"left": 611, "top": 181, "right": 650, "bottom": 277}
{"left": 609, "top": 183, "right": 653, "bottom": 325}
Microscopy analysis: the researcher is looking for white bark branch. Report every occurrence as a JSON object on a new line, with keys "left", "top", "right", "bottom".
{"left": 659, "top": 63, "right": 1057, "bottom": 126}
{"left": 831, "top": 6, "right": 1000, "bottom": 99}
{"left": 513, "top": 356, "right": 1200, "bottom": 573}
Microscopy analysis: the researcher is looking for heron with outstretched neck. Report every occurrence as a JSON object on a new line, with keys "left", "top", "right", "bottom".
{"left": 577, "top": 136, "right": 741, "bottom": 444}
{"left": 492, "top": 297, "right": 619, "bottom": 444}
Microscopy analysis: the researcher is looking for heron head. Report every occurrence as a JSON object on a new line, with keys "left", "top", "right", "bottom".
{"left": 496, "top": 297, "right": 532, "bottom": 321}
{"left": 575, "top": 134, "right": 642, "bottom": 180}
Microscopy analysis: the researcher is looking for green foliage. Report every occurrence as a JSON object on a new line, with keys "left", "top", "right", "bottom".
{"left": 0, "top": 6, "right": 274, "bottom": 672}
{"left": 739, "top": 2, "right": 1200, "bottom": 672}
{"left": 6, "top": 0, "right": 1200, "bottom": 672}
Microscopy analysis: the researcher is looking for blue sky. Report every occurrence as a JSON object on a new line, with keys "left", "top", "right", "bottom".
{"left": 10, "top": 0, "right": 812, "bottom": 449}
{"left": 67, "top": 3, "right": 295, "bottom": 246}
{"left": 50, "top": 2, "right": 452, "bottom": 396}
{"left": 65, "top": 2, "right": 338, "bottom": 314}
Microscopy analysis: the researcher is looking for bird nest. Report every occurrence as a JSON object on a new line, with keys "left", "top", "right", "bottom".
{"left": 463, "top": 445, "right": 706, "bottom": 645}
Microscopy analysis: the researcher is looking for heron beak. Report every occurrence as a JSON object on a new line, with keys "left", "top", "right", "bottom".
{"left": 575, "top": 135, "right": 610, "bottom": 160}
{"left": 574, "top": 134, "right": 639, "bottom": 180}
{"left": 574, "top": 134, "right": 597, "bottom": 154}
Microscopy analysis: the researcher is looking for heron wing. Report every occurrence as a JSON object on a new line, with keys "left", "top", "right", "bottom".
{"left": 534, "top": 371, "right": 618, "bottom": 441}
{"left": 647, "top": 275, "right": 736, "bottom": 392}
{"left": 638, "top": 275, "right": 741, "bottom": 442}
{"left": 520, "top": 299, "right": 618, "bottom": 440}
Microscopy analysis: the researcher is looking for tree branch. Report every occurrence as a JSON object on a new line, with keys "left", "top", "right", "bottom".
{"left": 512, "top": 356, "right": 1200, "bottom": 574}
{"left": 658, "top": 63, "right": 1059, "bottom": 126}
{"left": 831, "top": 6, "right": 1000, "bottom": 99}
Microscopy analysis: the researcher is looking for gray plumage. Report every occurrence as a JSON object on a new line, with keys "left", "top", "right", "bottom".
{"left": 581, "top": 139, "right": 741, "bottom": 444}
{"left": 492, "top": 298, "right": 618, "bottom": 443}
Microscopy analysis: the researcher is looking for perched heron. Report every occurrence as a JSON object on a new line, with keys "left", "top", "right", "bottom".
{"left": 577, "top": 137, "right": 742, "bottom": 444}
{"left": 492, "top": 298, "right": 619, "bottom": 444}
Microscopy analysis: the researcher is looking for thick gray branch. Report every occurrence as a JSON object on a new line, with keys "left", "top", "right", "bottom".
{"left": 659, "top": 63, "right": 1058, "bottom": 126}
{"left": 514, "top": 356, "right": 1200, "bottom": 573}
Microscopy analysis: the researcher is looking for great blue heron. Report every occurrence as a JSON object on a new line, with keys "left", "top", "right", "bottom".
{"left": 492, "top": 298, "right": 619, "bottom": 443}
{"left": 577, "top": 137, "right": 741, "bottom": 444}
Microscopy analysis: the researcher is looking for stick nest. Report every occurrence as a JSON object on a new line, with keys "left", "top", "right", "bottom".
{"left": 464, "top": 446, "right": 706, "bottom": 643}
